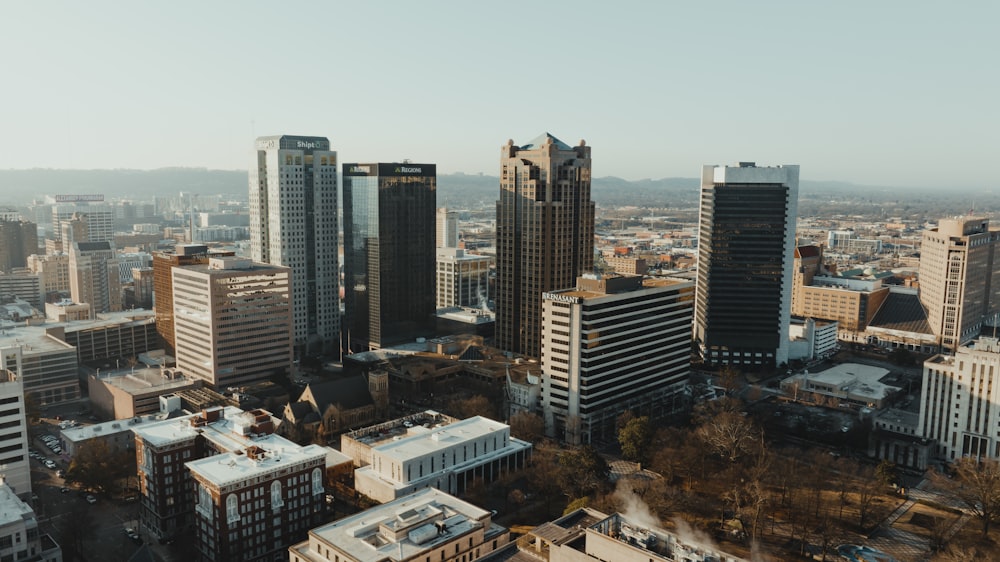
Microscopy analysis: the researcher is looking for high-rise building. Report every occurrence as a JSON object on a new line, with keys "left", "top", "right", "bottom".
{"left": 919, "top": 217, "right": 1000, "bottom": 353}
{"left": 540, "top": 274, "right": 693, "bottom": 444}
{"left": 52, "top": 203, "right": 114, "bottom": 246}
{"left": 343, "top": 163, "right": 436, "bottom": 351}
{"left": 250, "top": 135, "right": 340, "bottom": 354}
{"left": 920, "top": 337, "right": 1000, "bottom": 461}
{"left": 695, "top": 162, "right": 799, "bottom": 369}
{"left": 0, "top": 220, "right": 38, "bottom": 274}
{"left": 0, "top": 483, "right": 62, "bottom": 562}
{"left": 495, "top": 134, "right": 594, "bottom": 358}
{"left": 69, "top": 241, "right": 122, "bottom": 318}
{"left": 436, "top": 207, "right": 459, "bottom": 248}
{"left": 152, "top": 245, "right": 234, "bottom": 355}
{"left": 435, "top": 248, "right": 490, "bottom": 309}
{"left": 172, "top": 256, "right": 293, "bottom": 389}
{"left": 27, "top": 253, "right": 70, "bottom": 300}
{"left": 0, "top": 353, "right": 32, "bottom": 497}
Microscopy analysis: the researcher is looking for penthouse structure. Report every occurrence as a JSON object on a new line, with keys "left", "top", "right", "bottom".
{"left": 919, "top": 217, "right": 1000, "bottom": 352}
{"left": 541, "top": 275, "right": 693, "bottom": 444}
{"left": 289, "top": 488, "right": 509, "bottom": 562}
{"left": 496, "top": 134, "right": 594, "bottom": 358}
{"left": 352, "top": 416, "right": 531, "bottom": 503}
{"left": 920, "top": 337, "right": 1000, "bottom": 461}
{"left": 172, "top": 256, "right": 293, "bottom": 389}
{"left": 134, "top": 405, "right": 333, "bottom": 552}
{"left": 695, "top": 162, "right": 799, "bottom": 368}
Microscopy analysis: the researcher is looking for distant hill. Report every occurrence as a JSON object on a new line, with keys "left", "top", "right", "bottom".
{"left": 0, "top": 168, "right": 991, "bottom": 217}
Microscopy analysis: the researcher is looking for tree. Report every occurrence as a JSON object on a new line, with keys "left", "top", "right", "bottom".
{"left": 508, "top": 411, "right": 544, "bottom": 442}
{"left": 558, "top": 445, "right": 610, "bottom": 498}
{"left": 696, "top": 410, "right": 760, "bottom": 464}
{"left": 933, "top": 458, "right": 1000, "bottom": 537}
{"left": 564, "top": 496, "right": 590, "bottom": 515}
{"left": 449, "top": 394, "right": 493, "bottom": 419}
{"left": 618, "top": 416, "right": 653, "bottom": 465}
{"left": 875, "top": 459, "right": 898, "bottom": 487}
{"left": 507, "top": 488, "right": 526, "bottom": 513}
{"left": 22, "top": 392, "right": 41, "bottom": 425}
{"left": 65, "top": 440, "right": 133, "bottom": 494}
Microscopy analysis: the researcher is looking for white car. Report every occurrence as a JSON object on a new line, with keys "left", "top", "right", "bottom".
{"left": 85, "top": 495, "right": 97, "bottom": 504}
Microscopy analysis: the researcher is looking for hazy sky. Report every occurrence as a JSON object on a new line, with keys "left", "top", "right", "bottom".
{"left": 1, "top": 1, "right": 996, "bottom": 188}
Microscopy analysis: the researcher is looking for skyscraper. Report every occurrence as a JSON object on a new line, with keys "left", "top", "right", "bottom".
{"left": 695, "top": 162, "right": 799, "bottom": 369}
{"left": 436, "top": 207, "right": 459, "bottom": 248}
{"left": 919, "top": 217, "right": 1000, "bottom": 353}
{"left": 0, "top": 219, "right": 38, "bottom": 274}
{"left": 249, "top": 135, "right": 340, "bottom": 354}
{"left": 69, "top": 240, "right": 121, "bottom": 318}
{"left": 343, "top": 163, "right": 436, "bottom": 351}
{"left": 495, "top": 134, "right": 594, "bottom": 358}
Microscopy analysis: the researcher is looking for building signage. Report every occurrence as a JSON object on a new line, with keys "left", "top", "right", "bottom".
{"left": 54, "top": 194, "right": 104, "bottom": 202}
{"left": 396, "top": 166, "right": 422, "bottom": 174}
{"left": 542, "top": 292, "right": 581, "bottom": 304}
{"left": 349, "top": 166, "right": 371, "bottom": 174}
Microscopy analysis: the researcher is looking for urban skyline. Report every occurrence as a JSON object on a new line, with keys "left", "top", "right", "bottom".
{"left": 0, "top": 2, "right": 996, "bottom": 189}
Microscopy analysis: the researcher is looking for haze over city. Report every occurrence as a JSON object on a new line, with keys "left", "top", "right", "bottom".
{"left": 1, "top": 1, "right": 997, "bottom": 188}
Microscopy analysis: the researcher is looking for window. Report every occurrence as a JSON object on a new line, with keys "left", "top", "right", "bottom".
{"left": 227, "top": 494, "right": 240, "bottom": 524}
{"left": 311, "top": 468, "right": 323, "bottom": 495}
{"left": 271, "top": 481, "right": 283, "bottom": 511}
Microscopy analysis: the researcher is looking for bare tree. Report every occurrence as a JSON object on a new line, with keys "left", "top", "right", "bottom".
{"left": 508, "top": 411, "right": 544, "bottom": 442}
{"left": 696, "top": 410, "right": 760, "bottom": 464}
{"left": 933, "top": 458, "right": 1000, "bottom": 537}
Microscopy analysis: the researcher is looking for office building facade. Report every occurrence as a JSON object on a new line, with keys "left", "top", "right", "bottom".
{"left": 541, "top": 275, "right": 694, "bottom": 444}
{"left": 152, "top": 245, "right": 234, "bottom": 355}
{"left": 436, "top": 248, "right": 490, "bottom": 309}
{"left": 0, "top": 220, "right": 38, "bottom": 274}
{"left": 0, "top": 360, "right": 31, "bottom": 497}
{"left": 920, "top": 337, "right": 1000, "bottom": 461}
{"left": 69, "top": 241, "right": 121, "bottom": 318}
{"left": 52, "top": 204, "right": 114, "bottom": 246}
{"left": 495, "top": 134, "right": 594, "bottom": 358}
{"left": 343, "top": 163, "right": 436, "bottom": 351}
{"left": 172, "top": 257, "right": 293, "bottom": 389}
{"left": 250, "top": 135, "right": 340, "bottom": 353}
{"left": 437, "top": 207, "right": 459, "bottom": 248}
{"left": 695, "top": 162, "right": 799, "bottom": 368}
{"left": 919, "top": 217, "right": 1000, "bottom": 353}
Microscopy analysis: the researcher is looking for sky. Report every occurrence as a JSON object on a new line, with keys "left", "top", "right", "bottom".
{"left": 0, "top": 1, "right": 997, "bottom": 188}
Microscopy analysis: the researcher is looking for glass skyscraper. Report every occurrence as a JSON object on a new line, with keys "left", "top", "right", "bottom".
{"left": 343, "top": 163, "right": 436, "bottom": 351}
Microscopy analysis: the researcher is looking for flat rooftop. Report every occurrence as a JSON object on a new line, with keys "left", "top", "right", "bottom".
{"left": 372, "top": 416, "right": 519, "bottom": 464}
{"left": 62, "top": 412, "right": 171, "bottom": 444}
{"left": 92, "top": 367, "right": 195, "bottom": 395}
{"left": 187, "top": 442, "right": 329, "bottom": 488}
{"left": 0, "top": 324, "right": 74, "bottom": 355}
{"left": 295, "top": 488, "right": 500, "bottom": 562}
{"left": 0, "top": 483, "right": 33, "bottom": 528}
{"left": 132, "top": 406, "right": 265, "bottom": 450}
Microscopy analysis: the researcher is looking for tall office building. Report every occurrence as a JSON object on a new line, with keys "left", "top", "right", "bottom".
{"left": 343, "top": 163, "right": 436, "bottom": 351}
{"left": 0, "top": 220, "right": 38, "bottom": 274}
{"left": 249, "top": 135, "right": 340, "bottom": 354}
{"left": 436, "top": 248, "right": 491, "bottom": 309}
{"left": 694, "top": 162, "right": 799, "bottom": 369}
{"left": 0, "top": 351, "right": 32, "bottom": 497}
{"left": 69, "top": 241, "right": 122, "bottom": 318}
{"left": 919, "top": 217, "right": 1000, "bottom": 353}
{"left": 172, "top": 256, "right": 293, "bottom": 389}
{"left": 436, "top": 207, "right": 459, "bottom": 248}
{"left": 495, "top": 134, "right": 594, "bottom": 358}
{"left": 52, "top": 203, "right": 114, "bottom": 246}
{"left": 27, "top": 253, "right": 70, "bottom": 299}
{"left": 541, "top": 275, "right": 693, "bottom": 445}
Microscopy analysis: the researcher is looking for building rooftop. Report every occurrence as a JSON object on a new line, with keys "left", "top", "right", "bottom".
{"left": 0, "top": 483, "right": 33, "bottom": 527}
{"left": 61, "top": 412, "right": 171, "bottom": 444}
{"left": 187, "top": 441, "right": 329, "bottom": 488}
{"left": 0, "top": 324, "right": 74, "bottom": 355}
{"left": 344, "top": 411, "right": 458, "bottom": 448}
{"left": 295, "top": 488, "right": 500, "bottom": 562}
{"left": 90, "top": 367, "right": 195, "bottom": 396}
{"left": 371, "top": 416, "right": 518, "bottom": 464}
{"left": 868, "top": 290, "right": 933, "bottom": 334}
{"left": 519, "top": 132, "right": 572, "bottom": 151}
{"left": 133, "top": 406, "right": 269, "bottom": 449}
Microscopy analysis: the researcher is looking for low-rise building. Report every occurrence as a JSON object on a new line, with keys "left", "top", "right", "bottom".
{"left": 0, "top": 325, "right": 79, "bottom": 405}
{"left": 59, "top": 412, "right": 170, "bottom": 458}
{"left": 87, "top": 367, "right": 199, "bottom": 419}
{"left": 288, "top": 488, "right": 509, "bottom": 562}
{"left": 0, "top": 483, "right": 62, "bottom": 562}
{"left": 352, "top": 415, "right": 531, "bottom": 503}
{"left": 780, "top": 363, "right": 900, "bottom": 409}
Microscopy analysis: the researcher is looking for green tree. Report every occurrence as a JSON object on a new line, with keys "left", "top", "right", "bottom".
{"left": 563, "top": 496, "right": 590, "bottom": 515}
{"left": 618, "top": 415, "right": 653, "bottom": 465}
{"left": 875, "top": 459, "right": 898, "bottom": 487}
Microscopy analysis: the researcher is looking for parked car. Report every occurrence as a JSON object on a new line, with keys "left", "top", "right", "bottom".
{"left": 85, "top": 494, "right": 97, "bottom": 504}
{"left": 43, "top": 461, "right": 57, "bottom": 470}
{"left": 124, "top": 528, "right": 141, "bottom": 542}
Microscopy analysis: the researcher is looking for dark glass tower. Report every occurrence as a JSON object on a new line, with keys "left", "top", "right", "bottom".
{"left": 694, "top": 162, "right": 799, "bottom": 369}
{"left": 343, "top": 163, "right": 436, "bottom": 351}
